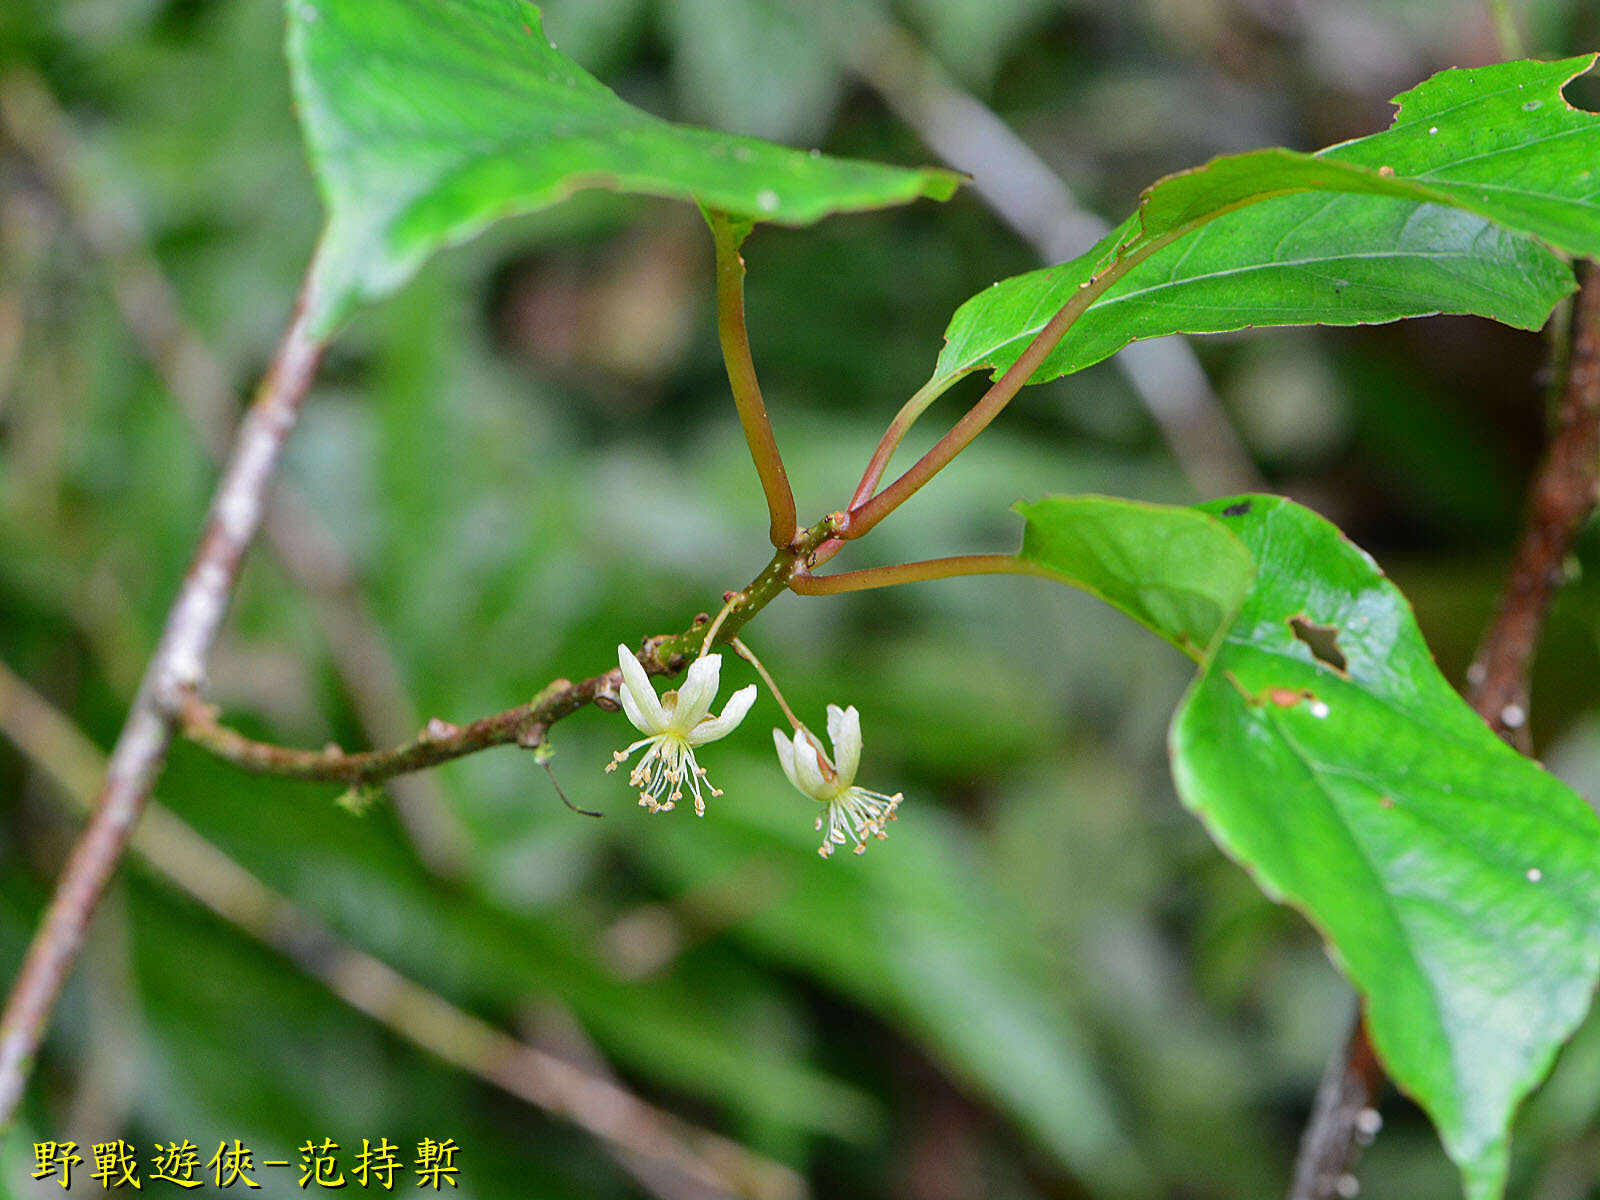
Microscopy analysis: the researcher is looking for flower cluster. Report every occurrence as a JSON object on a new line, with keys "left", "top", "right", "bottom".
{"left": 606, "top": 646, "right": 901, "bottom": 857}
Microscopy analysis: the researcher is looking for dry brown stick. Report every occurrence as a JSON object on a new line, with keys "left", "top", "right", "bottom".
{"left": 0, "top": 263, "right": 326, "bottom": 1129}
{"left": 0, "top": 658, "right": 806, "bottom": 1200}
{"left": 0, "top": 68, "right": 471, "bottom": 878}
{"left": 1288, "top": 263, "right": 1600, "bottom": 1200}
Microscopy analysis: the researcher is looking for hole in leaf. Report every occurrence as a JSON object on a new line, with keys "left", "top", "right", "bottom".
{"left": 1289, "top": 616, "right": 1348, "bottom": 672}
{"left": 1221, "top": 500, "right": 1252, "bottom": 517}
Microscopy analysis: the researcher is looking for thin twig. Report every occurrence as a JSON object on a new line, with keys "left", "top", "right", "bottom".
{"left": 1287, "top": 263, "right": 1600, "bottom": 1199}
{"left": 179, "top": 673, "right": 602, "bottom": 785}
{"left": 0, "top": 68, "right": 471, "bottom": 877}
{"left": 1288, "top": 1016, "right": 1385, "bottom": 1200}
{"left": 0, "top": 658, "right": 805, "bottom": 1200}
{"left": 0, "top": 266, "right": 326, "bottom": 1130}
{"left": 830, "top": 11, "right": 1263, "bottom": 498}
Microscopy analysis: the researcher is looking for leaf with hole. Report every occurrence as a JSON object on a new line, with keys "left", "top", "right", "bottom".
{"left": 286, "top": 0, "right": 960, "bottom": 333}
{"left": 1017, "top": 493, "right": 1600, "bottom": 1199}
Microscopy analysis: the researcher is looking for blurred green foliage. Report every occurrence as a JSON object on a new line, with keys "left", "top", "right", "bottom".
{"left": 3, "top": 1, "right": 1600, "bottom": 1198}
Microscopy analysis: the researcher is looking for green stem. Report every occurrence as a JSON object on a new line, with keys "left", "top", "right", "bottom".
{"left": 790, "top": 554, "right": 1048, "bottom": 594}
{"left": 708, "top": 209, "right": 797, "bottom": 548}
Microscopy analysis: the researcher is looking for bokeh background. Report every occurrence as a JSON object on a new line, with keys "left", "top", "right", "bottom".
{"left": 4, "top": 0, "right": 1600, "bottom": 1196}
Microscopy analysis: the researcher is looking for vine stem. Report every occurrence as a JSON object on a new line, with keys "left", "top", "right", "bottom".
{"left": 178, "top": 672, "right": 608, "bottom": 785}
{"left": 1287, "top": 262, "right": 1600, "bottom": 1199}
{"left": 708, "top": 210, "right": 797, "bottom": 549}
{"left": 1466, "top": 261, "right": 1600, "bottom": 754}
{"left": 0, "top": 272, "right": 327, "bottom": 1129}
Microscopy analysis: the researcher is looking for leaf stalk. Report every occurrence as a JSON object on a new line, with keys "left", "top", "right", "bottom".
{"left": 708, "top": 209, "right": 798, "bottom": 548}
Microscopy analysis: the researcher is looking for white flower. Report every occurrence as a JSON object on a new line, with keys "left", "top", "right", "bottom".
{"left": 773, "top": 704, "right": 902, "bottom": 858}
{"left": 606, "top": 644, "right": 757, "bottom": 816}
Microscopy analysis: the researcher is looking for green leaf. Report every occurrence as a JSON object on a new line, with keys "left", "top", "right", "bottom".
{"left": 1014, "top": 494, "right": 1255, "bottom": 658}
{"left": 1020, "top": 493, "right": 1600, "bottom": 1198}
{"left": 933, "top": 56, "right": 1600, "bottom": 391}
{"left": 285, "top": 0, "right": 961, "bottom": 334}
{"left": 1175, "top": 497, "right": 1600, "bottom": 1197}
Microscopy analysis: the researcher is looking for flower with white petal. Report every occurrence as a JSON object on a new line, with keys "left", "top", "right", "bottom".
{"left": 606, "top": 644, "right": 757, "bottom": 816}
{"left": 773, "top": 704, "right": 902, "bottom": 858}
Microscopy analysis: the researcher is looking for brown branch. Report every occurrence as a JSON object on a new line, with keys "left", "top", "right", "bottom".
{"left": 1466, "top": 260, "right": 1600, "bottom": 753}
{"left": 0, "top": 68, "right": 471, "bottom": 877}
{"left": 0, "top": 266, "right": 326, "bottom": 1129}
{"left": 179, "top": 673, "right": 605, "bottom": 786}
{"left": 0, "top": 658, "right": 805, "bottom": 1200}
{"left": 1288, "top": 1016, "right": 1385, "bottom": 1200}
{"left": 1287, "top": 262, "right": 1600, "bottom": 1199}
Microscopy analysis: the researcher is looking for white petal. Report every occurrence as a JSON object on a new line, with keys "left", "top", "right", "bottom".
{"left": 616, "top": 644, "right": 666, "bottom": 730}
{"left": 826, "top": 704, "right": 861, "bottom": 788}
{"left": 688, "top": 683, "right": 756, "bottom": 744}
{"left": 772, "top": 728, "right": 800, "bottom": 790}
{"left": 674, "top": 653, "right": 722, "bottom": 731}
{"left": 618, "top": 681, "right": 655, "bottom": 734}
{"left": 793, "top": 733, "right": 833, "bottom": 800}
